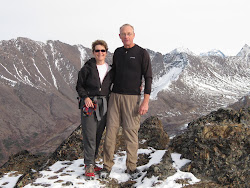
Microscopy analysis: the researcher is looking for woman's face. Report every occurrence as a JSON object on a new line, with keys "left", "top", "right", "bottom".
{"left": 93, "top": 44, "right": 107, "bottom": 62}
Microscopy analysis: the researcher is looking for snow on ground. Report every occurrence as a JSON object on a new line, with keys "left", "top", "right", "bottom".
{"left": 0, "top": 172, "right": 22, "bottom": 188}
{"left": 0, "top": 148, "right": 200, "bottom": 188}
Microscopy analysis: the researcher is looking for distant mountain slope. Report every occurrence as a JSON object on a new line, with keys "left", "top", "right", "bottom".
{"left": 0, "top": 38, "right": 93, "bottom": 165}
{"left": 146, "top": 46, "right": 250, "bottom": 134}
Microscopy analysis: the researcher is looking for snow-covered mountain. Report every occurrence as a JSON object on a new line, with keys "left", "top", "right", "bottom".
{"left": 145, "top": 44, "right": 250, "bottom": 135}
{"left": 236, "top": 44, "right": 250, "bottom": 58}
{"left": 199, "top": 49, "right": 225, "bottom": 58}
{"left": 0, "top": 37, "right": 249, "bottom": 166}
{"left": 170, "top": 47, "right": 196, "bottom": 56}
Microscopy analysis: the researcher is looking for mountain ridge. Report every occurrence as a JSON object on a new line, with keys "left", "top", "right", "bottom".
{"left": 0, "top": 37, "right": 249, "bottom": 166}
{"left": 146, "top": 46, "right": 250, "bottom": 135}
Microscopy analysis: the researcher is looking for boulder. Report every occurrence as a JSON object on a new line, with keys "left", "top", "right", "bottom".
{"left": 139, "top": 116, "right": 169, "bottom": 149}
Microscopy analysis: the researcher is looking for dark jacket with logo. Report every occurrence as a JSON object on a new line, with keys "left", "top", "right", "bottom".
{"left": 112, "top": 44, "right": 152, "bottom": 95}
{"left": 76, "top": 58, "right": 113, "bottom": 100}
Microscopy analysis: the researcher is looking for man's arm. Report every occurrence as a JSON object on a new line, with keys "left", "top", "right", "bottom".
{"left": 139, "top": 94, "right": 150, "bottom": 115}
{"left": 139, "top": 49, "right": 152, "bottom": 115}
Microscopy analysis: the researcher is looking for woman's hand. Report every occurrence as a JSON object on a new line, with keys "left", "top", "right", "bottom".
{"left": 84, "top": 97, "right": 94, "bottom": 108}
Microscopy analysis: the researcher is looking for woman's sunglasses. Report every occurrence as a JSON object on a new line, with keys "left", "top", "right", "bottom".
{"left": 95, "top": 49, "right": 106, "bottom": 52}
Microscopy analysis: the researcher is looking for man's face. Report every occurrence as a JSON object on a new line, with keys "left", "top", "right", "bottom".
{"left": 119, "top": 26, "right": 135, "bottom": 48}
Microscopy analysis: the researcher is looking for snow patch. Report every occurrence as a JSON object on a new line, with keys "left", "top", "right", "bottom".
{"left": 77, "top": 45, "right": 87, "bottom": 68}
{"left": 151, "top": 67, "right": 183, "bottom": 99}
{"left": 0, "top": 148, "right": 200, "bottom": 188}
{"left": 0, "top": 75, "right": 17, "bottom": 87}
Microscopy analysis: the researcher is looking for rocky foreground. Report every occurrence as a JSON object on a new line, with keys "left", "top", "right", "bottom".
{"left": 170, "top": 107, "right": 250, "bottom": 187}
{"left": 0, "top": 107, "right": 249, "bottom": 188}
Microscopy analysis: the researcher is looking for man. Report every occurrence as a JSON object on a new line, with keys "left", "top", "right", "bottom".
{"left": 100, "top": 24, "right": 152, "bottom": 178}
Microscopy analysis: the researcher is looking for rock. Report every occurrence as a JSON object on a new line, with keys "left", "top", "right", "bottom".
{"left": 170, "top": 107, "right": 250, "bottom": 187}
{"left": 0, "top": 150, "right": 48, "bottom": 174}
{"left": 145, "top": 150, "right": 176, "bottom": 180}
{"left": 139, "top": 116, "right": 169, "bottom": 149}
{"left": 43, "top": 124, "right": 84, "bottom": 167}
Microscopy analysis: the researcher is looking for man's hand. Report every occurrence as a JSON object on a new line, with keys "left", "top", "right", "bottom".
{"left": 138, "top": 94, "right": 150, "bottom": 115}
{"left": 84, "top": 97, "right": 94, "bottom": 108}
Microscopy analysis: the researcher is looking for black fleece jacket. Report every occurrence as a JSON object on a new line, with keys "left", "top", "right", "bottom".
{"left": 76, "top": 58, "right": 113, "bottom": 100}
{"left": 112, "top": 44, "right": 152, "bottom": 95}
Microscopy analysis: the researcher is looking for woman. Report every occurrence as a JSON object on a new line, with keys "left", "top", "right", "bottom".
{"left": 76, "top": 40, "right": 113, "bottom": 179}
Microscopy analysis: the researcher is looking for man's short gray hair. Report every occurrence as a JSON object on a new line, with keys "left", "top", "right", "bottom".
{"left": 120, "top": 24, "right": 134, "bottom": 33}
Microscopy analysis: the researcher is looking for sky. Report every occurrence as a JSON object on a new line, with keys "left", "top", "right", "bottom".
{"left": 0, "top": 0, "right": 250, "bottom": 56}
{"left": 0, "top": 148, "right": 200, "bottom": 188}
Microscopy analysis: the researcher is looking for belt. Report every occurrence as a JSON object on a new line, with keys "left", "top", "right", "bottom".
{"left": 92, "top": 96, "right": 108, "bottom": 121}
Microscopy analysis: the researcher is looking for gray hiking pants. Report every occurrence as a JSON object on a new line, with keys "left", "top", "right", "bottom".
{"left": 81, "top": 97, "right": 107, "bottom": 166}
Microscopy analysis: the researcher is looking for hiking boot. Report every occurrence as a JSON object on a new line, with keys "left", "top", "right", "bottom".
{"left": 94, "top": 165, "right": 102, "bottom": 172}
{"left": 100, "top": 168, "right": 111, "bottom": 179}
{"left": 125, "top": 168, "right": 141, "bottom": 179}
{"left": 85, "top": 164, "right": 102, "bottom": 172}
{"left": 85, "top": 164, "right": 95, "bottom": 180}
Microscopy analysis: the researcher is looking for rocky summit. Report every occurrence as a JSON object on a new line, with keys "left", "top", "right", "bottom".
{"left": 0, "top": 115, "right": 170, "bottom": 187}
{"left": 0, "top": 106, "right": 249, "bottom": 187}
